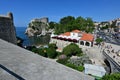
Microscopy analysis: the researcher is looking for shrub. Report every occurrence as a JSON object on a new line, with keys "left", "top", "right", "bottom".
{"left": 77, "top": 66, "right": 84, "bottom": 71}
{"left": 66, "top": 63, "right": 77, "bottom": 69}
{"left": 56, "top": 58, "right": 68, "bottom": 65}
{"left": 48, "top": 43, "right": 57, "bottom": 49}
{"left": 100, "top": 73, "right": 120, "bottom": 80}
{"left": 32, "top": 48, "right": 39, "bottom": 53}
{"left": 63, "top": 43, "right": 83, "bottom": 57}
{"left": 66, "top": 63, "right": 84, "bottom": 72}
{"left": 46, "top": 48, "right": 57, "bottom": 59}
{"left": 38, "top": 48, "right": 47, "bottom": 57}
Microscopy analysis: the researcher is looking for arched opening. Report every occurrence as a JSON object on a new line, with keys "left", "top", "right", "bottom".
{"left": 80, "top": 41, "right": 84, "bottom": 45}
{"left": 104, "top": 59, "right": 111, "bottom": 74}
{"left": 85, "top": 42, "right": 90, "bottom": 46}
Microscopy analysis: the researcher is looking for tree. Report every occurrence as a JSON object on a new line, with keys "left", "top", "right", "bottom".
{"left": 49, "top": 21, "right": 56, "bottom": 29}
{"left": 100, "top": 73, "right": 120, "bottom": 80}
{"left": 95, "top": 38, "right": 103, "bottom": 44}
{"left": 60, "top": 16, "right": 75, "bottom": 25}
{"left": 48, "top": 43, "right": 57, "bottom": 49}
{"left": 63, "top": 43, "right": 82, "bottom": 57}
{"left": 46, "top": 48, "right": 57, "bottom": 58}
{"left": 53, "top": 16, "right": 95, "bottom": 34}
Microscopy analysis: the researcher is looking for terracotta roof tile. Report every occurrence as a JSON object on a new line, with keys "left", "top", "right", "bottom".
{"left": 80, "top": 33, "right": 94, "bottom": 42}
{"left": 62, "top": 32, "right": 70, "bottom": 36}
{"left": 72, "top": 30, "right": 81, "bottom": 33}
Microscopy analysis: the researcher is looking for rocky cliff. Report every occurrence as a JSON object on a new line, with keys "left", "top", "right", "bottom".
{"left": 25, "top": 17, "right": 49, "bottom": 37}
{"left": 0, "top": 12, "right": 17, "bottom": 44}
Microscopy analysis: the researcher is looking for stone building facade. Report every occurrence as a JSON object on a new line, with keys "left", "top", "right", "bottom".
{"left": 25, "top": 17, "right": 49, "bottom": 37}
{"left": 0, "top": 12, "right": 17, "bottom": 44}
{"left": 50, "top": 30, "right": 94, "bottom": 51}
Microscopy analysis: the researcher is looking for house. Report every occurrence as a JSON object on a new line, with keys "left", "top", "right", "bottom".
{"left": 84, "top": 64, "right": 106, "bottom": 77}
{"left": 50, "top": 30, "right": 94, "bottom": 50}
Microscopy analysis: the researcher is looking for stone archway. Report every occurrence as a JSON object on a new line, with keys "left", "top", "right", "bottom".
{"left": 85, "top": 42, "right": 90, "bottom": 46}
{"left": 104, "top": 59, "right": 111, "bottom": 74}
{"left": 80, "top": 41, "right": 84, "bottom": 45}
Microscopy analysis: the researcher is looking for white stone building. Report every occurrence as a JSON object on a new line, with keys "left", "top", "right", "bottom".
{"left": 50, "top": 30, "right": 94, "bottom": 51}
{"left": 84, "top": 64, "right": 106, "bottom": 77}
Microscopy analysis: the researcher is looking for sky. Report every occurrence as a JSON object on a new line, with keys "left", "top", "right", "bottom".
{"left": 0, "top": 0, "right": 120, "bottom": 27}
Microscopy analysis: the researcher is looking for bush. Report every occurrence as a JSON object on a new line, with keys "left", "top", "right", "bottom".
{"left": 63, "top": 43, "right": 83, "bottom": 57}
{"left": 48, "top": 43, "right": 57, "bottom": 49}
{"left": 32, "top": 48, "right": 39, "bottom": 53}
{"left": 66, "top": 63, "right": 84, "bottom": 72}
{"left": 56, "top": 58, "right": 68, "bottom": 65}
{"left": 66, "top": 63, "right": 78, "bottom": 69}
{"left": 46, "top": 48, "right": 57, "bottom": 59}
{"left": 100, "top": 73, "right": 120, "bottom": 80}
{"left": 77, "top": 66, "right": 84, "bottom": 71}
{"left": 37, "top": 48, "right": 47, "bottom": 57}
{"left": 95, "top": 38, "right": 103, "bottom": 44}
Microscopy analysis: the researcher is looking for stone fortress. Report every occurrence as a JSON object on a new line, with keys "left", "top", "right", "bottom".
{"left": 0, "top": 12, "right": 17, "bottom": 44}
{"left": 25, "top": 17, "right": 49, "bottom": 37}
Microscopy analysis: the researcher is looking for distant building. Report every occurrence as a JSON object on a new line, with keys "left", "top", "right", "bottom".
{"left": 50, "top": 30, "right": 94, "bottom": 50}
{"left": 25, "top": 17, "right": 49, "bottom": 37}
{"left": 31, "top": 17, "right": 49, "bottom": 23}
{"left": 84, "top": 64, "right": 106, "bottom": 77}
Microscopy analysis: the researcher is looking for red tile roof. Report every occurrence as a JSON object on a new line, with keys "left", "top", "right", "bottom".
{"left": 80, "top": 33, "right": 94, "bottom": 42}
{"left": 62, "top": 32, "right": 70, "bottom": 36}
{"left": 72, "top": 30, "right": 81, "bottom": 33}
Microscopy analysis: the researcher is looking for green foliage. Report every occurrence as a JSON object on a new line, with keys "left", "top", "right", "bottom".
{"left": 77, "top": 66, "right": 85, "bottom": 71}
{"left": 101, "top": 25, "right": 109, "bottom": 30}
{"left": 49, "top": 21, "right": 56, "bottom": 29}
{"left": 60, "top": 16, "right": 75, "bottom": 25}
{"left": 57, "top": 58, "right": 84, "bottom": 72}
{"left": 48, "top": 43, "right": 57, "bottom": 49}
{"left": 65, "top": 63, "right": 84, "bottom": 72}
{"left": 46, "top": 48, "right": 57, "bottom": 59}
{"left": 63, "top": 43, "right": 82, "bottom": 57}
{"left": 100, "top": 73, "right": 120, "bottom": 80}
{"left": 52, "top": 16, "right": 95, "bottom": 34}
{"left": 37, "top": 48, "right": 47, "bottom": 57}
{"left": 95, "top": 38, "right": 103, "bottom": 44}
{"left": 32, "top": 48, "right": 39, "bottom": 53}
{"left": 56, "top": 58, "right": 68, "bottom": 65}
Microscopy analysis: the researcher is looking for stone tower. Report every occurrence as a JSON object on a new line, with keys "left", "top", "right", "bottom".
{"left": 0, "top": 12, "right": 17, "bottom": 44}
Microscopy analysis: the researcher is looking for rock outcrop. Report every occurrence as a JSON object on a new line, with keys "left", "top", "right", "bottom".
{"left": 25, "top": 17, "right": 49, "bottom": 37}
{"left": 0, "top": 12, "right": 17, "bottom": 44}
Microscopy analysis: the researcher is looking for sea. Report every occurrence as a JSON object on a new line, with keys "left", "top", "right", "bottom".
{"left": 16, "top": 27, "right": 31, "bottom": 46}
{"left": 16, "top": 27, "right": 50, "bottom": 46}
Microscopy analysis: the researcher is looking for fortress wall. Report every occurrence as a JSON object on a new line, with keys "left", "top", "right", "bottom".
{"left": 0, "top": 12, "right": 17, "bottom": 44}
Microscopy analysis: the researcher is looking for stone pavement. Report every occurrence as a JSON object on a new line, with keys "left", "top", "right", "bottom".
{"left": 82, "top": 42, "right": 120, "bottom": 66}
{"left": 0, "top": 39, "right": 94, "bottom": 80}
{"left": 103, "top": 42, "right": 120, "bottom": 66}
{"left": 82, "top": 45, "right": 105, "bottom": 66}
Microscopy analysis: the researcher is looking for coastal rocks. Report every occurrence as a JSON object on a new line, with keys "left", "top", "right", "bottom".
{"left": 25, "top": 17, "right": 49, "bottom": 37}
{"left": 0, "top": 12, "right": 17, "bottom": 44}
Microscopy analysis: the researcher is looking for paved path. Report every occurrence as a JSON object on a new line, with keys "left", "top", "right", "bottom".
{"left": 0, "top": 39, "right": 94, "bottom": 80}
{"left": 83, "top": 42, "right": 120, "bottom": 66}
{"left": 82, "top": 45, "right": 105, "bottom": 66}
{"left": 103, "top": 43, "right": 120, "bottom": 66}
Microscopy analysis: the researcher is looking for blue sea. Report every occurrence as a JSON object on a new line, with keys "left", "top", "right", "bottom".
{"left": 16, "top": 27, "right": 31, "bottom": 46}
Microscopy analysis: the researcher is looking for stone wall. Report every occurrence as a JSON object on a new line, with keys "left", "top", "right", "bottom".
{"left": 0, "top": 12, "right": 17, "bottom": 44}
{"left": 25, "top": 17, "right": 49, "bottom": 37}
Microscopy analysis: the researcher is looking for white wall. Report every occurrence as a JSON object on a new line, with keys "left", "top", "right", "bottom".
{"left": 84, "top": 68, "right": 106, "bottom": 77}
